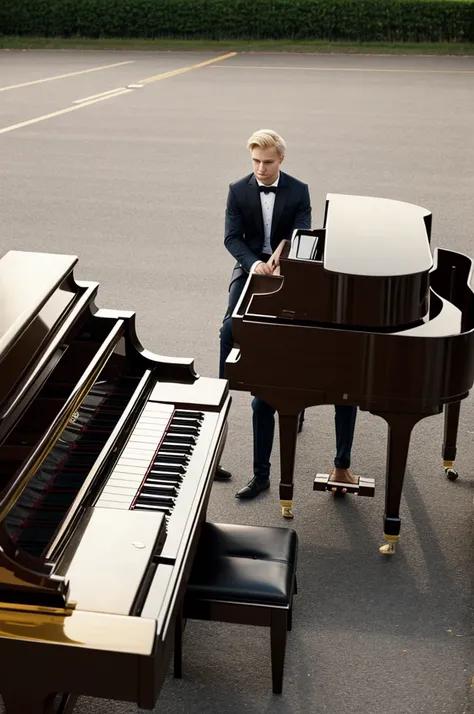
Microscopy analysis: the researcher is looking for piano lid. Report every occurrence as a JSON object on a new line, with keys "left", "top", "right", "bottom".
{"left": 0, "top": 250, "right": 78, "bottom": 361}
{"left": 324, "top": 194, "right": 433, "bottom": 277}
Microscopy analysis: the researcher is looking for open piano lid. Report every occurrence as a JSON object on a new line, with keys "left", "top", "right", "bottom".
{"left": 0, "top": 251, "right": 90, "bottom": 611}
{"left": 0, "top": 251, "right": 97, "bottom": 424}
{"left": 243, "top": 194, "right": 435, "bottom": 330}
{"left": 323, "top": 193, "right": 433, "bottom": 276}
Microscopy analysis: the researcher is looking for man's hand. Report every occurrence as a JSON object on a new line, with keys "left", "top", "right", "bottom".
{"left": 253, "top": 261, "right": 273, "bottom": 275}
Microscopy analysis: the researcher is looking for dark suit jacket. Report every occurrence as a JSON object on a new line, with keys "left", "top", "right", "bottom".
{"left": 224, "top": 171, "right": 311, "bottom": 273}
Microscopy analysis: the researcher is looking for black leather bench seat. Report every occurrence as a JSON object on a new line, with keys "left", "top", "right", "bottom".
{"left": 187, "top": 522, "right": 298, "bottom": 605}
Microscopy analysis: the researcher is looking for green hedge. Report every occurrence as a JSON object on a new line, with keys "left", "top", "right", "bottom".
{"left": 1, "top": 0, "right": 473, "bottom": 42}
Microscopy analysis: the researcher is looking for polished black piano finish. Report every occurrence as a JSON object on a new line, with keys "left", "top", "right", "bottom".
{"left": 226, "top": 194, "right": 474, "bottom": 554}
{"left": 0, "top": 250, "right": 230, "bottom": 713}
{"left": 249, "top": 193, "right": 433, "bottom": 329}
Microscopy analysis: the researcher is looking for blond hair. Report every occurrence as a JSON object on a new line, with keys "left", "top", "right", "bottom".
{"left": 247, "top": 129, "right": 286, "bottom": 157}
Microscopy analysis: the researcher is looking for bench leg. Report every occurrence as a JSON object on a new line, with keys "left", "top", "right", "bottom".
{"left": 270, "top": 610, "right": 288, "bottom": 694}
{"left": 174, "top": 610, "right": 183, "bottom": 679}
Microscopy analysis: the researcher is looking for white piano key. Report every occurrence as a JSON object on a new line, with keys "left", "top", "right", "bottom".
{"left": 113, "top": 464, "right": 148, "bottom": 475}
{"left": 138, "top": 413, "right": 171, "bottom": 421}
{"left": 143, "top": 402, "right": 174, "bottom": 412}
{"left": 108, "top": 475, "right": 143, "bottom": 487}
{"left": 129, "top": 436, "right": 163, "bottom": 446}
{"left": 118, "top": 458, "right": 152, "bottom": 468}
{"left": 132, "top": 430, "right": 166, "bottom": 439}
{"left": 95, "top": 500, "right": 129, "bottom": 509}
{"left": 97, "top": 492, "right": 132, "bottom": 504}
{"left": 120, "top": 447, "right": 156, "bottom": 460}
{"left": 102, "top": 485, "right": 137, "bottom": 497}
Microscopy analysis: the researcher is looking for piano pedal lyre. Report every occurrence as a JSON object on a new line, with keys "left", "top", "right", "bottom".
{"left": 280, "top": 500, "right": 294, "bottom": 519}
{"left": 313, "top": 473, "right": 375, "bottom": 497}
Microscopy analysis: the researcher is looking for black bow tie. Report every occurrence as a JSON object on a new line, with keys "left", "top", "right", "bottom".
{"left": 259, "top": 185, "right": 277, "bottom": 194}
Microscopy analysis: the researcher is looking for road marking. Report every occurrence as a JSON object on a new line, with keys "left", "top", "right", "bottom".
{"left": 211, "top": 64, "right": 474, "bottom": 75}
{"left": 0, "top": 60, "right": 135, "bottom": 93}
{"left": 139, "top": 52, "right": 237, "bottom": 84}
{"left": 73, "top": 87, "right": 127, "bottom": 104}
{"left": 0, "top": 89, "right": 132, "bottom": 135}
{"left": 0, "top": 53, "right": 237, "bottom": 135}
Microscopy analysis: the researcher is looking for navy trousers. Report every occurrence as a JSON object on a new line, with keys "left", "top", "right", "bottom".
{"left": 219, "top": 266, "right": 357, "bottom": 481}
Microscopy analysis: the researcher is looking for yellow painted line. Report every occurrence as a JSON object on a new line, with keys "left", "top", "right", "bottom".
{"left": 0, "top": 53, "right": 237, "bottom": 135}
{"left": 0, "top": 60, "right": 135, "bottom": 93}
{"left": 0, "top": 89, "right": 133, "bottom": 135}
{"left": 211, "top": 64, "right": 474, "bottom": 75}
{"left": 139, "top": 52, "right": 238, "bottom": 84}
{"left": 73, "top": 87, "right": 126, "bottom": 104}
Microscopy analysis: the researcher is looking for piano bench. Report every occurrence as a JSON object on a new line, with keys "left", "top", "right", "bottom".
{"left": 174, "top": 522, "right": 298, "bottom": 694}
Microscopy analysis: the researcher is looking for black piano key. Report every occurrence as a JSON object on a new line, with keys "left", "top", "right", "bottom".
{"left": 163, "top": 434, "right": 196, "bottom": 445}
{"left": 133, "top": 503, "right": 172, "bottom": 515}
{"left": 151, "top": 454, "right": 189, "bottom": 465}
{"left": 145, "top": 478, "right": 181, "bottom": 489}
{"left": 150, "top": 463, "right": 186, "bottom": 474}
{"left": 135, "top": 493, "right": 175, "bottom": 508}
{"left": 147, "top": 470, "right": 184, "bottom": 482}
{"left": 159, "top": 442, "right": 194, "bottom": 454}
{"left": 170, "top": 418, "right": 201, "bottom": 428}
{"left": 141, "top": 484, "right": 178, "bottom": 497}
{"left": 174, "top": 410, "right": 204, "bottom": 420}
{"left": 167, "top": 425, "right": 200, "bottom": 436}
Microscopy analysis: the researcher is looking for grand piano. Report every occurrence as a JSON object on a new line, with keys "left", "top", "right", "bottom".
{"left": 226, "top": 193, "right": 474, "bottom": 554}
{"left": 0, "top": 251, "right": 231, "bottom": 713}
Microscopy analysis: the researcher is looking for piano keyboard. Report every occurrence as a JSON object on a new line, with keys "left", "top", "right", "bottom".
{"left": 96, "top": 401, "right": 222, "bottom": 559}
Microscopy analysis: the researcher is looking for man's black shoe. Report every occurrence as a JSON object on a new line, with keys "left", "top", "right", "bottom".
{"left": 214, "top": 465, "right": 232, "bottom": 481}
{"left": 235, "top": 477, "right": 270, "bottom": 500}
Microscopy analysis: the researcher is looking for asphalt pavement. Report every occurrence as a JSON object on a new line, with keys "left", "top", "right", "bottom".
{"left": 0, "top": 49, "right": 473, "bottom": 714}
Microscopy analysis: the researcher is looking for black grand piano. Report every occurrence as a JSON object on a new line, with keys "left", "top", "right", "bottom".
{"left": 225, "top": 193, "right": 474, "bottom": 555}
{"left": 0, "top": 250, "right": 230, "bottom": 713}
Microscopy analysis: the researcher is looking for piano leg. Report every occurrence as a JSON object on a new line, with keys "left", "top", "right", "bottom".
{"left": 278, "top": 413, "right": 300, "bottom": 518}
{"left": 2, "top": 693, "right": 77, "bottom": 714}
{"left": 442, "top": 401, "right": 461, "bottom": 481}
{"left": 375, "top": 412, "right": 424, "bottom": 555}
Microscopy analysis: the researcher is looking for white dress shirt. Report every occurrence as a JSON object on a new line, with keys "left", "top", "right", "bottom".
{"left": 250, "top": 175, "right": 280, "bottom": 273}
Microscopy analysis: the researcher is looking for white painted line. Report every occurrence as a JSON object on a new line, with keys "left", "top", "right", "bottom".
{"left": 127, "top": 84, "right": 144, "bottom": 88}
{"left": 0, "top": 89, "right": 133, "bottom": 135}
{"left": 211, "top": 64, "right": 474, "bottom": 75}
{"left": 73, "top": 87, "right": 126, "bottom": 104}
{"left": 0, "top": 53, "right": 239, "bottom": 136}
{"left": 0, "top": 60, "right": 135, "bottom": 93}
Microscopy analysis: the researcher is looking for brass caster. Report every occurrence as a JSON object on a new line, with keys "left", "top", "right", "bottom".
{"left": 443, "top": 460, "right": 459, "bottom": 481}
{"left": 445, "top": 467, "right": 459, "bottom": 481}
{"left": 280, "top": 500, "right": 293, "bottom": 519}
{"left": 379, "top": 540, "right": 396, "bottom": 555}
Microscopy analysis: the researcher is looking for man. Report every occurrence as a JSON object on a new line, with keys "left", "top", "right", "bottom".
{"left": 215, "top": 129, "right": 358, "bottom": 498}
